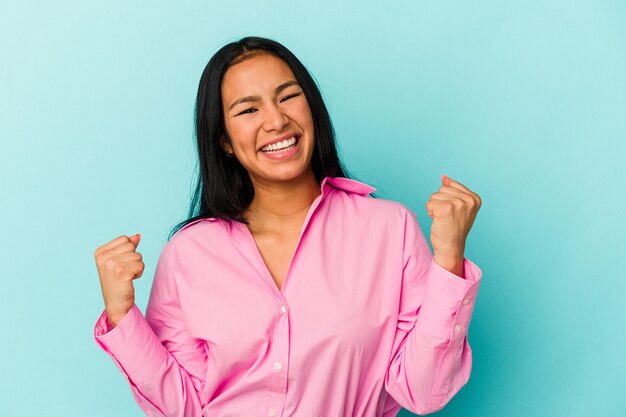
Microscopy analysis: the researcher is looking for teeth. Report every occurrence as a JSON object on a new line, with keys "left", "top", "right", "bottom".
{"left": 261, "top": 136, "right": 297, "bottom": 152}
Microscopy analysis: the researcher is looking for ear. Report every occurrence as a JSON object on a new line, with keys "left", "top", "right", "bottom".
{"left": 220, "top": 135, "right": 233, "bottom": 153}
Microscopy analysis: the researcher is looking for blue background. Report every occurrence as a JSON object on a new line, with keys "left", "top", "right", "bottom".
{"left": 1, "top": 1, "right": 625, "bottom": 416}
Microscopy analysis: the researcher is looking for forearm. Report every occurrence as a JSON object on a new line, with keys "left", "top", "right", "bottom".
{"left": 433, "top": 254, "right": 465, "bottom": 278}
{"left": 94, "top": 304, "right": 206, "bottom": 416}
{"left": 385, "top": 257, "right": 481, "bottom": 413}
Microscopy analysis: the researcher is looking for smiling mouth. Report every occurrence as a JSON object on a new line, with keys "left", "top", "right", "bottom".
{"left": 260, "top": 135, "right": 300, "bottom": 153}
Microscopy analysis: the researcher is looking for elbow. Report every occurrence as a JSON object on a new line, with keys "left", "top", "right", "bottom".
{"left": 418, "top": 338, "right": 474, "bottom": 414}
{"left": 391, "top": 337, "right": 474, "bottom": 415}
{"left": 407, "top": 375, "right": 472, "bottom": 416}
{"left": 403, "top": 391, "right": 451, "bottom": 416}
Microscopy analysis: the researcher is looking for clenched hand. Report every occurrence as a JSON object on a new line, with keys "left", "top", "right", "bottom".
{"left": 94, "top": 234, "right": 144, "bottom": 329}
{"left": 426, "top": 174, "right": 482, "bottom": 277}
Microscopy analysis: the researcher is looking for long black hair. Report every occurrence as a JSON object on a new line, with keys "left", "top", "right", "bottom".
{"left": 168, "top": 36, "right": 375, "bottom": 240}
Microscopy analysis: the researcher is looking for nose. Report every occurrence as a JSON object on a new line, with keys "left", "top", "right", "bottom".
{"left": 262, "top": 102, "right": 289, "bottom": 131}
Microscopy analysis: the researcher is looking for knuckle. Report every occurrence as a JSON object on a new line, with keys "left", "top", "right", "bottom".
{"left": 113, "top": 264, "right": 124, "bottom": 276}
{"left": 94, "top": 246, "right": 108, "bottom": 261}
{"left": 103, "top": 257, "right": 116, "bottom": 270}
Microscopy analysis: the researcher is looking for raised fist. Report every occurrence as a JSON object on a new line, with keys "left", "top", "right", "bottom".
{"left": 94, "top": 234, "right": 144, "bottom": 328}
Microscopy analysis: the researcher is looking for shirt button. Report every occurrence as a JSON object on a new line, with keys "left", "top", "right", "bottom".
{"left": 454, "top": 324, "right": 463, "bottom": 333}
{"left": 462, "top": 298, "right": 471, "bottom": 305}
{"left": 274, "top": 362, "right": 282, "bottom": 370}
{"left": 268, "top": 407, "right": 276, "bottom": 416}
{"left": 281, "top": 305, "right": 287, "bottom": 313}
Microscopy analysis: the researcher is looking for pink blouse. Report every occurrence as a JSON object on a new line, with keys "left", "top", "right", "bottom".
{"left": 93, "top": 176, "right": 482, "bottom": 417}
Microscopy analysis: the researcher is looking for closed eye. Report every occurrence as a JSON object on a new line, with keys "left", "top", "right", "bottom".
{"left": 236, "top": 107, "right": 257, "bottom": 116}
{"left": 280, "top": 93, "right": 301, "bottom": 102}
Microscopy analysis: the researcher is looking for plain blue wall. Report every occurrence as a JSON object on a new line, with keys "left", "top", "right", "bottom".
{"left": 1, "top": 1, "right": 624, "bottom": 416}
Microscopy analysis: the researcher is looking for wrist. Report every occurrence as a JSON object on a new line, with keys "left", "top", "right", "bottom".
{"left": 105, "top": 306, "right": 132, "bottom": 329}
{"left": 433, "top": 254, "right": 465, "bottom": 278}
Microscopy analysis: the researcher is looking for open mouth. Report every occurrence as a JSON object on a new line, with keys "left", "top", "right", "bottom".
{"left": 260, "top": 135, "right": 300, "bottom": 154}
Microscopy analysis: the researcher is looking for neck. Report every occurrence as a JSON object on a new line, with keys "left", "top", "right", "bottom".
{"left": 244, "top": 171, "right": 322, "bottom": 234}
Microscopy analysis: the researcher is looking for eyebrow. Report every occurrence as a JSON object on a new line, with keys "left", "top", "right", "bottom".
{"left": 227, "top": 80, "right": 300, "bottom": 111}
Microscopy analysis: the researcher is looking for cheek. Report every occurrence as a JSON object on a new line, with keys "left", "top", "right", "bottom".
{"left": 291, "top": 102, "right": 314, "bottom": 126}
{"left": 227, "top": 119, "right": 258, "bottom": 144}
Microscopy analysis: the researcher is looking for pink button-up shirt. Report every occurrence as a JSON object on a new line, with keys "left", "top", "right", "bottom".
{"left": 93, "top": 176, "right": 482, "bottom": 417}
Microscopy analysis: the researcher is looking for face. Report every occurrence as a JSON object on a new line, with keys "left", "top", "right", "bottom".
{"left": 220, "top": 53, "right": 315, "bottom": 186}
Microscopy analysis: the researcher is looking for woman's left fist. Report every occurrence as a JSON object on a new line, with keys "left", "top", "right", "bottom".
{"left": 426, "top": 174, "right": 482, "bottom": 263}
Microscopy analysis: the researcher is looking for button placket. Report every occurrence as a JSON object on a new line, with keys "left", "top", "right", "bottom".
{"left": 265, "top": 299, "right": 289, "bottom": 416}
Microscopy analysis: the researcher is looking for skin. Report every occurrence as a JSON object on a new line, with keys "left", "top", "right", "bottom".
{"left": 93, "top": 53, "right": 482, "bottom": 329}
{"left": 94, "top": 233, "right": 143, "bottom": 328}
{"left": 429, "top": 174, "right": 482, "bottom": 278}
{"left": 219, "top": 53, "right": 322, "bottom": 236}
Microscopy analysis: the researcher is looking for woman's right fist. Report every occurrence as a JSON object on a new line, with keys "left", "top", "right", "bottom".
{"left": 94, "top": 234, "right": 145, "bottom": 329}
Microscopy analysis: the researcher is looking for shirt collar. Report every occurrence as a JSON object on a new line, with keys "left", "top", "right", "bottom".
{"left": 178, "top": 176, "right": 376, "bottom": 233}
{"left": 320, "top": 176, "right": 377, "bottom": 196}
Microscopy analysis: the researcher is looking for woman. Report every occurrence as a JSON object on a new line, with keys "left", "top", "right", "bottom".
{"left": 93, "top": 36, "right": 483, "bottom": 417}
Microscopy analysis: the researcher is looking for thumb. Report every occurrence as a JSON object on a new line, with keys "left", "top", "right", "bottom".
{"left": 441, "top": 174, "right": 451, "bottom": 186}
{"left": 128, "top": 233, "right": 141, "bottom": 249}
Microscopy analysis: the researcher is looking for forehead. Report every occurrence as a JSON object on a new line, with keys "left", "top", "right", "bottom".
{"left": 221, "top": 54, "right": 296, "bottom": 97}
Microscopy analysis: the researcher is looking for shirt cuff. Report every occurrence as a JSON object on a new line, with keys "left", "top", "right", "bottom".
{"left": 416, "top": 257, "right": 482, "bottom": 345}
{"left": 93, "top": 304, "right": 169, "bottom": 385}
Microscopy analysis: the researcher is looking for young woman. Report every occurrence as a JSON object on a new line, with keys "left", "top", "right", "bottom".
{"left": 93, "top": 36, "right": 483, "bottom": 417}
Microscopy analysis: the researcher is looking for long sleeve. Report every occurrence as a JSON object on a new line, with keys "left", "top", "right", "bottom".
{"left": 93, "top": 243, "right": 208, "bottom": 416}
{"left": 384, "top": 208, "right": 482, "bottom": 414}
